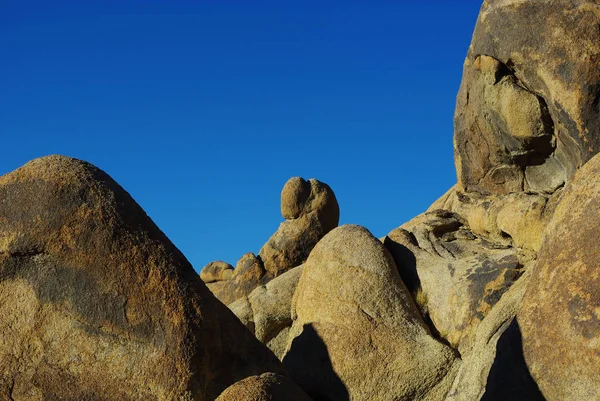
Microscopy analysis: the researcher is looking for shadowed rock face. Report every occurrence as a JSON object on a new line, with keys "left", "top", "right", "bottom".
{"left": 0, "top": 156, "right": 282, "bottom": 401}
{"left": 455, "top": 0, "right": 600, "bottom": 195}
{"left": 519, "top": 152, "right": 600, "bottom": 400}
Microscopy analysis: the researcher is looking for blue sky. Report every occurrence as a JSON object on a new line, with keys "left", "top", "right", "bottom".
{"left": 1, "top": 1, "right": 482, "bottom": 271}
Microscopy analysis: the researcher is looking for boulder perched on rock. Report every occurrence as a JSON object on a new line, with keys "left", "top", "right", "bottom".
{"left": 200, "top": 260, "right": 234, "bottom": 283}
{"left": 0, "top": 156, "right": 283, "bottom": 401}
{"left": 229, "top": 265, "right": 304, "bottom": 359}
{"left": 207, "top": 177, "right": 339, "bottom": 306}
{"left": 454, "top": 0, "right": 600, "bottom": 195}
{"left": 283, "top": 225, "right": 457, "bottom": 400}
{"left": 215, "top": 372, "right": 311, "bottom": 401}
{"left": 519, "top": 152, "right": 600, "bottom": 400}
{"left": 259, "top": 177, "right": 339, "bottom": 276}
{"left": 385, "top": 210, "right": 531, "bottom": 349}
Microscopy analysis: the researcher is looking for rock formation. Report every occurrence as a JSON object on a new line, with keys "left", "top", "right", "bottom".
{"left": 283, "top": 225, "right": 458, "bottom": 400}
{"left": 454, "top": 0, "right": 600, "bottom": 195}
{"left": 0, "top": 156, "right": 283, "bottom": 401}
{"left": 4, "top": 0, "right": 600, "bottom": 400}
{"left": 203, "top": 176, "right": 339, "bottom": 306}
{"left": 519, "top": 151, "right": 600, "bottom": 400}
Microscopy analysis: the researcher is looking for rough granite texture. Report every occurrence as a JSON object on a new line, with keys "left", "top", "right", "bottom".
{"left": 284, "top": 225, "right": 457, "bottom": 401}
{"left": 0, "top": 156, "right": 283, "bottom": 401}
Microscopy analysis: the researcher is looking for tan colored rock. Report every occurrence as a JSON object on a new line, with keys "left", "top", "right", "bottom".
{"left": 0, "top": 156, "right": 282, "bottom": 401}
{"left": 216, "top": 372, "right": 311, "bottom": 401}
{"left": 519, "top": 152, "right": 600, "bottom": 400}
{"left": 281, "top": 177, "right": 311, "bottom": 220}
{"left": 200, "top": 260, "right": 234, "bottom": 283}
{"left": 454, "top": 0, "right": 600, "bottom": 195}
{"left": 207, "top": 252, "right": 268, "bottom": 305}
{"left": 259, "top": 177, "right": 339, "bottom": 276}
{"left": 283, "top": 225, "right": 457, "bottom": 400}
{"left": 446, "top": 269, "right": 544, "bottom": 401}
{"left": 208, "top": 177, "right": 338, "bottom": 306}
{"left": 429, "top": 187, "right": 557, "bottom": 253}
{"left": 386, "top": 210, "right": 528, "bottom": 350}
{"left": 229, "top": 265, "right": 304, "bottom": 359}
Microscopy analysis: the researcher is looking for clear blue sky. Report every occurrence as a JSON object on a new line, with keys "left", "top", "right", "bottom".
{"left": 1, "top": 1, "right": 482, "bottom": 271}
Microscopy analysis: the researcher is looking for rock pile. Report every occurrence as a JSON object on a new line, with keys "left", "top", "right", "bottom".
{"left": 202, "top": 176, "right": 339, "bottom": 306}
{"left": 2, "top": 1, "right": 600, "bottom": 400}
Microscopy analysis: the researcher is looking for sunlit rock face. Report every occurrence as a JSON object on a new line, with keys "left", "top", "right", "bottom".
{"left": 0, "top": 155, "right": 283, "bottom": 401}
{"left": 454, "top": 0, "right": 600, "bottom": 195}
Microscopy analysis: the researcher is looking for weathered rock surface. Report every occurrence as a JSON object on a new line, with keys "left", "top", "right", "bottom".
{"left": 385, "top": 210, "right": 530, "bottom": 349}
{"left": 283, "top": 225, "right": 457, "bottom": 400}
{"left": 200, "top": 260, "right": 234, "bottom": 283}
{"left": 446, "top": 269, "right": 544, "bottom": 401}
{"left": 519, "top": 152, "right": 600, "bottom": 400}
{"left": 429, "top": 185, "right": 559, "bottom": 253}
{"left": 454, "top": 0, "right": 600, "bottom": 195}
{"left": 0, "top": 156, "right": 283, "bottom": 401}
{"left": 259, "top": 177, "right": 339, "bottom": 276}
{"left": 207, "top": 252, "right": 268, "bottom": 305}
{"left": 215, "top": 372, "right": 312, "bottom": 401}
{"left": 207, "top": 177, "right": 338, "bottom": 306}
{"left": 229, "top": 265, "right": 304, "bottom": 359}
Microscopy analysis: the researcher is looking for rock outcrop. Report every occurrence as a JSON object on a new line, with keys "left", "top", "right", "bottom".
{"left": 519, "top": 151, "right": 600, "bottom": 400}
{"left": 205, "top": 177, "right": 339, "bottom": 306}
{"left": 385, "top": 210, "right": 530, "bottom": 350}
{"left": 259, "top": 177, "right": 339, "bottom": 276}
{"left": 0, "top": 156, "right": 283, "bottom": 401}
{"left": 5, "top": 0, "right": 600, "bottom": 400}
{"left": 283, "top": 225, "right": 457, "bottom": 400}
{"left": 454, "top": 0, "right": 600, "bottom": 196}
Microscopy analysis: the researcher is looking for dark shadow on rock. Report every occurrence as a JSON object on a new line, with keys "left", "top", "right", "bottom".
{"left": 383, "top": 235, "right": 452, "bottom": 347}
{"left": 282, "top": 324, "right": 349, "bottom": 401}
{"left": 482, "top": 319, "right": 546, "bottom": 401}
{"left": 383, "top": 234, "right": 420, "bottom": 294}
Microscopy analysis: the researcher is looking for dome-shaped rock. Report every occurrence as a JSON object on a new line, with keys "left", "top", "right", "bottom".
{"left": 0, "top": 155, "right": 282, "bottom": 401}
{"left": 283, "top": 224, "right": 457, "bottom": 400}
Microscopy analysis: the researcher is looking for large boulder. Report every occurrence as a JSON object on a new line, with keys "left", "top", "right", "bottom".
{"left": 259, "top": 177, "right": 339, "bottom": 276}
{"left": 519, "top": 152, "right": 600, "bottom": 400}
{"left": 229, "top": 265, "right": 304, "bottom": 359}
{"left": 215, "top": 373, "right": 311, "bottom": 401}
{"left": 283, "top": 225, "right": 457, "bottom": 400}
{"left": 385, "top": 210, "right": 529, "bottom": 350}
{"left": 0, "top": 156, "right": 283, "bottom": 401}
{"left": 454, "top": 0, "right": 600, "bottom": 195}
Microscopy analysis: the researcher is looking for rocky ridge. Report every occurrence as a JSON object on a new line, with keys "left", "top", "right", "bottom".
{"left": 2, "top": 0, "right": 600, "bottom": 400}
